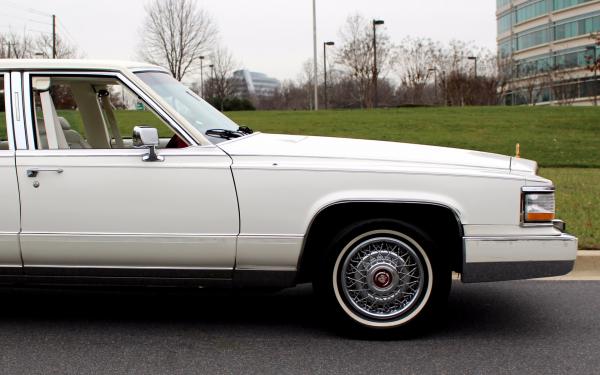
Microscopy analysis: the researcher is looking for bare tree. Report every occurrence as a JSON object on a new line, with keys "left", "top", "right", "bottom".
{"left": 0, "top": 32, "right": 34, "bottom": 58}
{"left": 496, "top": 57, "right": 515, "bottom": 105}
{"left": 205, "top": 46, "right": 237, "bottom": 111}
{"left": 139, "top": 0, "right": 217, "bottom": 81}
{"left": 396, "top": 37, "right": 440, "bottom": 105}
{"left": 35, "top": 34, "right": 79, "bottom": 58}
{"left": 336, "top": 14, "right": 392, "bottom": 108}
{"left": 546, "top": 68, "right": 577, "bottom": 106}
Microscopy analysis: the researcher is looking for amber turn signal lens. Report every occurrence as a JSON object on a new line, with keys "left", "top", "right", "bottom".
{"left": 526, "top": 212, "right": 555, "bottom": 222}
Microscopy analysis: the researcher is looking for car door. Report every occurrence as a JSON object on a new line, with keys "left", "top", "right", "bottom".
{"left": 15, "top": 71, "right": 239, "bottom": 280}
{"left": 0, "top": 72, "right": 23, "bottom": 274}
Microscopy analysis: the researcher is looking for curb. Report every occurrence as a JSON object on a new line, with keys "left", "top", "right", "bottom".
{"left": 563, "top": 250, "right": 600, "bottom": 280}
{"left": 542, "top": 250, "right": 600, "bottom": 281}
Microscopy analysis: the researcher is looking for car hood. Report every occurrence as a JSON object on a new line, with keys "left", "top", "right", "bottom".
{"left": 219, "top": 133, "right": 514, "bottom": 171}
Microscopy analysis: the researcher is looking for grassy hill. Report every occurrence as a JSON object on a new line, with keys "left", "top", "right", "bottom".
{"left": 226, "top": 106, "right": 600, "bottom": 168}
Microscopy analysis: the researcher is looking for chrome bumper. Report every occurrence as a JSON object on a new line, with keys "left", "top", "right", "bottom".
{"left": 461, "top": 233, "right": 578, "bottom": 283}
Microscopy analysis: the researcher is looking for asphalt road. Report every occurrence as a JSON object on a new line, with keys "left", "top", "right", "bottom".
{"left": 0, "top": 281, "right": 598, "bottom": 375}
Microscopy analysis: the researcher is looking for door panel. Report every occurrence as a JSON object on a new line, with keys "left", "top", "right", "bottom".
{"left": 16, "top": 147, "right": 239, "bottom": 270}
{"left": 0, "top": 153, "right": 21, "bottom": 268}
{"left": 0, "top": 73, "right": 22, "bottom": 269}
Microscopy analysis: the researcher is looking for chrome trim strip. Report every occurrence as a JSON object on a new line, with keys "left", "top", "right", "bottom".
{"left": 235, "top": 266, "right": 297, "bottom": 271}
{"left": 2, "top": 72, "right": 15, "bottom": 150}
{"left": 9, "top": 72, "right": 27, "bottom": 149}
{"left": 463, "top": 233, "right": 576, "bottom": 242}
{"left": 238, "top": 234, "right": 303, "bottom": 238}
{"left": 129, "top": 67, "right": 170, "bottom": 74}
{"left": 232, "top": 162, "right": 525, "bottom": 181}
{"left": 22, "top": 70, "right": 198, "bottom": 149}
{"left": 25, "top": 265, "right": 232, "bottom": 270}
{"left": 14, "top": 146, "right": 223, "bottom": 159}
{"left": 20, "top": 232, "right": 237, "bottom": 238}
{"left": 522, "top": 186, "right": 555, "bottom": 193}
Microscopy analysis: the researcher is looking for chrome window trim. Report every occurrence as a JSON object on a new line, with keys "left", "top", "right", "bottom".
{"left": 14, "top": 146, "right": 224, "bottom": 160}
{"left": 129, "top": 66, "right": 170, "bottom": 74}
{"left": 520, "top": 186, "right": 556, "bottom": 226}
{"left": 9, "top": 72, "right": 27, "bottom": 149}
{"left": 1, "top": 72, "right": 15, "bottom": 151}
{"left": 22, "top": 70, "right": 199, "bottom": 151}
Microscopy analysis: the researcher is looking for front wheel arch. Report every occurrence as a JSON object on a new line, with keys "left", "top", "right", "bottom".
{"left": 297, "top": 201, "right": 463, "bottom": 283}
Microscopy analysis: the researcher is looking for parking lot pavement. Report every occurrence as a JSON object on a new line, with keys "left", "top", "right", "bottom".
{"left": 0, "top": 281, "right": 598, "bottom": 374}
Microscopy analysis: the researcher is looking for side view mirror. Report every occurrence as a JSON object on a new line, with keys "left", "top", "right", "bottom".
{"left": 133, "top": 126, "right": 164, "bottom": 162}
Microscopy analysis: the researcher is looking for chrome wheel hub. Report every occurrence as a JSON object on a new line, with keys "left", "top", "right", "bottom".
{"left": 340, "top": 237, "right": 425, "bottom": 320}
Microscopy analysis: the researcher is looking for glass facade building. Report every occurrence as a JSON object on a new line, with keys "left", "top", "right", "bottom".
{"left": 497, "top": 0, "right": 600, "bottom": 104}
{"left": 232, "top": 70, "right": 281, "bottom": 99}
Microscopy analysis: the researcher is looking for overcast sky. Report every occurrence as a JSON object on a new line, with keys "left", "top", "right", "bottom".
{"left": 2, "top": 0, "right": 497, "bottom": 81}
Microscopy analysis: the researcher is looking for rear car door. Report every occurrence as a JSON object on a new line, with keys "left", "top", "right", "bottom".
{"left": 0, "top": 72, "right": 23, "bottom": 274}
{"left": 15, "top": 70, "right": 239, "bottom": 282}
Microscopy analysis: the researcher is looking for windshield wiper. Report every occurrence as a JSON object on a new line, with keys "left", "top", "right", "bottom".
{"left": 238, "top": 126, "right": 253, "bottom": 135}
{"left": 205, "top": 129, "right": 244, "bottom": 140}
{"left": 205, "top": 126, "right": 254, "bottom": 140}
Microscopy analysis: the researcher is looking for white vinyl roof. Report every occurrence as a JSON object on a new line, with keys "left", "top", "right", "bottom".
{"left": 0, "top": 59, "right": 165, "bottom": 72}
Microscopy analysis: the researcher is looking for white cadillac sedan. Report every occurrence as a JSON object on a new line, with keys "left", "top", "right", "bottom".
{"left": 0, "top": 60, "right": 577, "bottom": 336}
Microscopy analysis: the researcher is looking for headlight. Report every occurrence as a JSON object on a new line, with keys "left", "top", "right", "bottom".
{"left": 521, "top": 187, "right": 555, "bottom": 223}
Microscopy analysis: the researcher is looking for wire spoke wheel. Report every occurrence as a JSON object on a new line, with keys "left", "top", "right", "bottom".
{"left": 339, "top": 236, "right": 426, "bottom": 320}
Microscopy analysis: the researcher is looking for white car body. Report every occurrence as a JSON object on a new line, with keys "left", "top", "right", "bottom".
{"left": 0, "top": 60, "right": 577, "bottom": 290}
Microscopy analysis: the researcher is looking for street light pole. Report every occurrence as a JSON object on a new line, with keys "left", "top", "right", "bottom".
{"left": 199, "top": 56, "right": 205, "bottom": 97}
{"left": 468, "top": 56, "right": 478, "bottom": 78}
{"left": 372, "top": 19, "right": 384, "bottom": 108}
{"left": 312, "top": 0, "right": 318, "bottom": 111}
{"left": 586, "top": 46, "right": 598, "bottom": 106}
{"left": 52, "top": 14, "right": 56, "bottom": 59}
{"left": 323, "top": 41, "right": 334, "bottom": 109}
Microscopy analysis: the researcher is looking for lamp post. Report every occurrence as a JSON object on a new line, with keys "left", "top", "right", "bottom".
{"left": 468, "top": 56, "right": 478, "bottom": 78}
{"left": 312, "top": 0, "right": 318, "bottom": 111}
{"left": 428, "top": 67, "right": 438, "bottom": 105}
{"left": 586, "top": 46, "right": 598, "bottom": 106}
{"left": 199, "top": 56, "right": 205, "bottom": 97}
{"left": 372, "top": 19, "right": 384, "bottom": 108}
{"left": 323, "top": 41, "right": 335, "bottom": 109}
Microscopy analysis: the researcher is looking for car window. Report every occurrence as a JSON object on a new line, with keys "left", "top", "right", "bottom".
{"left": 0, "top": 76, "right": 7, "bottom": 150}
{"left": 30, "top": 75, "right": 185, "bottom": 150}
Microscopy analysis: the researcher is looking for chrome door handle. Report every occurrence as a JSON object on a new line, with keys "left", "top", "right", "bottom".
{"left": 26, "top": 168, "right": 64, "bottom": 178}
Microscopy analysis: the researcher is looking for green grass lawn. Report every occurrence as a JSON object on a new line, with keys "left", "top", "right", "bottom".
{"left": 541, "top": 168, "right": 600, "bottom": 249}
{"left": 0, "top": 111, "right": 6, "bottom": 141}
{"left": 227, "top": 106, "right": 600, "bottom": 168}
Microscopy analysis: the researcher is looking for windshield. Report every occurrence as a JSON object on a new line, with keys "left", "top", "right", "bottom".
{"left": 135, "top": 71, "right": 240, "bottom": 143}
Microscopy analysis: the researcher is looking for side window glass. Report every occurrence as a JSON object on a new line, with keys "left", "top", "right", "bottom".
{"left": 0, "top": 76, "right": 7, "bottom": 150}
{"left": 31, "top": 76, "right": 184, "bottom": 150}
